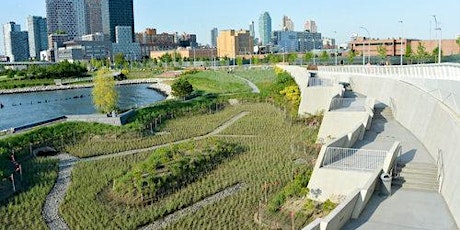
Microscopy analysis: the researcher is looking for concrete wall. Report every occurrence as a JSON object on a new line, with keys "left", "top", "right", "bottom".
{"left": 317, "top": 112, "right": 370, "bottom": 144}
{"left": 320, "top": 189, "right": 360, "bottom": 230}
{"left": 330, "top": 74, "right": 460, "bottom": 226}
{"left": 66, "top": 109, "right": 135, "bottom": 126}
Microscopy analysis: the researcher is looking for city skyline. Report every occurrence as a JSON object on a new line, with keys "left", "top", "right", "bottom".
{"left": 0, "top": 0, "right": 459, "bottom": 55}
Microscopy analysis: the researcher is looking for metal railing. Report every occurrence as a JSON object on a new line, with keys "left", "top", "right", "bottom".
{"left": 318, "top": 63, "right": 460, "bottom": 81}
{"left": 308, "top": 78, "right": 336, "bottom": 87}
{"left": 329, "top": 98, "right": 367, "bottom": 111}
{"left": 322, "top": 147, "right": 387, "bottom": 171}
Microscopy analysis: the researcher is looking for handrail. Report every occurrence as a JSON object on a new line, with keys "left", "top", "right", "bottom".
{"left": 437, "top": 148, "right": 444, "bottom": 193}
{"left": 322, "top": 147, "right": 387, "bottom": 171}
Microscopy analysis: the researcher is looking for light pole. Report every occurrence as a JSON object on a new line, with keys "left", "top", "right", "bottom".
{"left": 334, "top": 31, "right": 338, "bottom": 65}
{"left": 360, "top": 26, "right": 370, "bottom": 64}
{"left": 432, "top": 15, "right": 442, "bottom": 64}
{"left": 312, "top": 37, "right": 316, "bottom": 65}
{"left": 399, "top": 20, "right": 404, "bottom": 65}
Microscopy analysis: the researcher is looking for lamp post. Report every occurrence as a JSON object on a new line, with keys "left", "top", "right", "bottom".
{"left": 334, "top": 31, "right": 338, "bottom": 65}
{"left": 399, "top": 20, "right": 404, "bottom": 65}
{"left": 360, "top": 26, "right": 370, "bottom": 64}
{"left": 432, "top": 15, "right": 442, "bottom": 64}
{"left": 312, "top": 37, "right": 316, "bottom": 65}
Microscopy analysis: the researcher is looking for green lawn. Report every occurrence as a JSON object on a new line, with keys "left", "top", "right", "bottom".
{"left": 187, "top": 70, "right": 252, "bottom": 94}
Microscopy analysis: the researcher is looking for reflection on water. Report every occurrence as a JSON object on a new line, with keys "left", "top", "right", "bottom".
{"left": 0, "top": 84, "right": 165, "bottom": 130}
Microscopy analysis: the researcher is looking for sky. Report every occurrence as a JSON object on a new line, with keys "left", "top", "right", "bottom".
{"left": 1, "top": 0, "right": 459, "bottom": 55}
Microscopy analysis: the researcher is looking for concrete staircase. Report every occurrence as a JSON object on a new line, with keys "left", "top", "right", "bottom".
{"left": 392, "top": 162, "right": 439, "bottom": 192}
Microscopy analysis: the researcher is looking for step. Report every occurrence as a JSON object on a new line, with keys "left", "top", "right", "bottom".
{"left": 392, "top": 182, "right": 438, "bottom": 192}
{"left": 398, "top": 168, "right": 438, "bottom": 177}
{"left": 398, "top": 172, "right": 438, "bottom": 181}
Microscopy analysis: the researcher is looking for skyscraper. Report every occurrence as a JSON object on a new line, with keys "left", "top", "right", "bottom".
{"left": 258, "top": 12, "right": 272, "bottom": 45}
{"left": 3, "top": 22, "right": 29, "bottom": 62}
{"left": 27, "top": 16, "right": 48, "bottom": 59}
{"left": 211, "top": 28, "right": 218, "bottom": 48}
{"left": 304, "top": 20, "right": 317, "bottom": 33}
{"left": 249, "top": 21, "right": 255, "bottom": 38}
{"left": 282, "top": 15, "right": 294, "bottom": 31}
{"left": 101, "top": 0, "right": 134, "bottom": 42}
{"left": 85, "top": 0, "right": 103, "bottom": 34}
{"left": 46, "top": 0, "right": 86, "bottom": 39}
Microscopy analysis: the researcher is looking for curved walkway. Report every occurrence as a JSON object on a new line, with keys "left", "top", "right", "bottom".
{"left": 42, "top": 112, "right": 249, "bottom": 230}
{"left": 233, "top": 74, "right": 260, "bottom": 93}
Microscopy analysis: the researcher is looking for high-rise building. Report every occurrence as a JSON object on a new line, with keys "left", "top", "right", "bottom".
{"left": 101, "top": 0, "right": 134, "bottom": 42}
{"left": 211, "top": 28, "right": 218, "bottom": 48}
{"left": 217, "top": 29, "right": 253, "bottom": 58}
{"left": 249, "top": 21, "right": 255, "bottom": 38}
{"left": 3, "top": 22, "right": 29, "bottom": 62}
{"left": 258, "top": 12, "right": 272, "bottom": 45}
{"left": 27, "top": 16, "right": 48, "bottom": 59}
{"left": 112, "top": 26, "right": 141, "bottom": 60}
{"left": 85, "top": 0, "right": 103, "bottom": 34}
{"left": 282, "top": 15, "right": 294, "bottom": 31}
{"left": 46, "top": 0, "right": 86, "bottom": 39}
{"left": 304, "top": 20, "right": 317, "bottom": 33}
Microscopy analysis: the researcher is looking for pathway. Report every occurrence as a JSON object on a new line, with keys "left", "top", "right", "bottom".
{"left": 233, "top": 74, "right": 260, "bottom": 93}
{"left": 42, "top": 112, "right": 249, "bottom": 230}
{"left": 343, "top": 105, "right": 457, "bottom": 229}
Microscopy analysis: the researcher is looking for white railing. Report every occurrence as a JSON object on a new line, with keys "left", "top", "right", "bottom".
{"left": 329, "top": 98, "right": 367, "bottom": 111}
{"left": 322, "top": 147, "right": 387, "bottom": 171}
{"left": 318, "top": 63, "right": 460, "bottom": 81}
{"left": 308, "top": 78, "right": 336, "bottom": 87}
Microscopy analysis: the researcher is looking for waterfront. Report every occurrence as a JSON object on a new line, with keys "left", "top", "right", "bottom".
{"left": 0, "top": 84, "right": 165, "bottom": 130}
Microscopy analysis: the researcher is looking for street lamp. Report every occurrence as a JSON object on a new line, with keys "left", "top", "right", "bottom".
{"left": 432, "top": 15, "right": 442, "bottom": 64}
{"left": 399, "top": 20, "right": 404, "bottom": 65}
{"left": 334, "top": 31, "right": 338, "bottom": 65}
{"left": 312, "top": 37, "right": 316, "bottom": 65}
{"left": 360, "top": 26, "right": 370, "bottom": 64}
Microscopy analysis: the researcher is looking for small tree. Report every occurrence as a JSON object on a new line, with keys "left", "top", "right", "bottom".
{"left": 304, "top": 52, "right": 314, "bottom": 64}
{"left": 347, "top": 50, "right": 356, "bottom": 64}
{"left": 92, "top": 68, "right": 118, "bottom": 113}
{"left": 432, "top": 46, "right": 443, "bottom": 63}
{"left": 114, "top": 53, "right": 127, "bottom": 68}
{"left": 171, "top": 77, "right": 193, "bottom": 99}
{"left": 456, "top": 37, "right": 460, "bottom": 53}
{"left": 236, "top": 56, "right": 244, "bottom": 66}
{"left": 405, "top": 44, "right": 413, "bottom": 64}
{"left": 377, "top": 45, "right": 387, "bottom": 63}
{"left": 319, "top": 51, "right": 330, "bottom": 64}
{"left": 415, "top": 42, "right": 429, "bottom": 64}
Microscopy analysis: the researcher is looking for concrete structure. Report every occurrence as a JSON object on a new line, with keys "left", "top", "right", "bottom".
{"left": 112, "top": 26, "right": 140, "bottom": 61}
{"left": 27, "top": 16, "right": 48, "bottom": 60}
{"left": 210, "top": 27, "right": 218, "bottom": 48}
{"left": 258, "top": 12, "right": 272, "bottom": 45}
{"left": 217, "top": 30, "right": 253, "bottom": 58}
{"left": 101, "top": 0, "right": 134, "bottom": 42}
{"left": 150, "top": 47, "right": 216, "bottom": 60}
{"left": 46, "top": 0, "right": 86, "bottom": 39}
{"left": 84, "top": 0, "right": 103, "bottom": 34}
{"left": 304, "top": 20, "right": 317, "bottom": 33}
{"left": 316, "top": 64, "right": 460, "bottom": 228}
{"left": 57, "top": 38, "right": 111, "bottom": 62}
{"left": 282, "top": 15, "right": 294, "bottom": 31}
{"left": 3, "top": 22, "right": 29, "bottom": 62}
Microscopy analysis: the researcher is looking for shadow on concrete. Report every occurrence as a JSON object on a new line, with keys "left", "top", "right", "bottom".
{"left": 342, "top": 191, "right": 388, "bottom": 229}
{"left": 398, "top": 149, "right": 417, "bottom": 165}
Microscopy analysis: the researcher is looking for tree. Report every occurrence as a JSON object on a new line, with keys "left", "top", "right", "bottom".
{"left": 287, "top": 53, "right": 297, "bottom": 63}
{"left": 304, "top": 52, "right": 314, "bottom": 64}
{"left": 236, "top": 56, "right": 243, "bottom": 66}
{"left": 171, "top": 77, "right": 193, "bottom": 99}
{"left": 319, "top": 51, "right": 330, "bottom": 64}
{"left": 405, "top": 44, "right": 413, "bottom": 64}
{"left": 432, "top": 46, "right": 443, "bottom": 63}
{"left": 347, "top": 50, "right": 356, "bottom": 64}
{"left": 377, "top": 45, "right": 387, "bottom": 63}
{"left": 415, "top": 42, "right": 429, "bottom": 64}
{"left": 92, "top": 68, "right": 118, "bottom": 113}
{"left": 114, "top": 53, "right": 127, "bottom": 68}
{"left": 456, "top": 37, "right": 460, "bottom": 53}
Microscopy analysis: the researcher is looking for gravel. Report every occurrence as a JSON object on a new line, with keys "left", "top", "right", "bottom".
{"left": 42, "top": 154, "right": 79, "bottom": 230}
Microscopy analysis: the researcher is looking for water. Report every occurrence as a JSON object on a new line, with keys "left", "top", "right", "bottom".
{"left": 0, "top": 84, "right": 165, "bottom": 130}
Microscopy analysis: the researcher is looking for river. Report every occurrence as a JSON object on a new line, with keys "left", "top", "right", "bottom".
{"left": 0, "top": 84, "right": 165, "bottom": 130}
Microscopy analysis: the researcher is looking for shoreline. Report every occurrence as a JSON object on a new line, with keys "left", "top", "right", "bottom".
{"left": 0, "top": 78, "right": 172, "bottom": 98}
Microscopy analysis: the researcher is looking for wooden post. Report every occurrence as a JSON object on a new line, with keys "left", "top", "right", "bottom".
{"left": 291, "top": 211, "right": 295, "bottom": 230}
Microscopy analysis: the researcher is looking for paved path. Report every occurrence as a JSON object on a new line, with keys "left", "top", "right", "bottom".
{"left": 343, "top": 106, "right": 457, "bottom": 229}
{"left": 42, "top": 112, "right": 249, "bottom": 230}
{"left": 233, "top": 74, "right": 260, "bottom": 93}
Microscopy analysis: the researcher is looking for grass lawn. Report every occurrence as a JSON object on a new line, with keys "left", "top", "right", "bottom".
{"left": 187, "top": 70, "right": 252, "bottom": 94}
